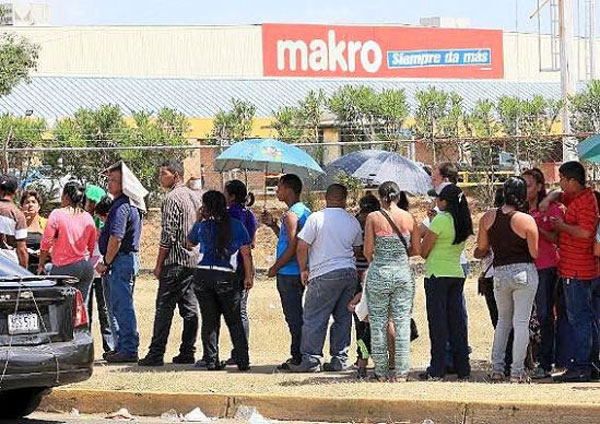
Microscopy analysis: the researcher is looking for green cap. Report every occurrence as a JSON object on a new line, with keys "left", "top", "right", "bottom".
{"left": 85, "top": 184, "right": 106, "bottom": 203}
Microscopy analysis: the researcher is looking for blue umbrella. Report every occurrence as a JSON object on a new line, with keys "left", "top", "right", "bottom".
{"left": 214, "top": 138, "right": 324, "bottom": 178}
{"left": 324, "top": 150, "right": 431, "bottom": 195}
{"left": 577, "top": 134, "right": 600, "bottom": 162}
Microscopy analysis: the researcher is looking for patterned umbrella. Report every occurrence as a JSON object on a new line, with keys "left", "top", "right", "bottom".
{"left": 214, "top": 138, "right": 324, "bottom": 178}
{"left": 324, "top": 150, "right": 431, "bottom": 195}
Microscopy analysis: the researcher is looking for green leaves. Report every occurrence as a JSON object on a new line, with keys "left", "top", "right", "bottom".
{"left": 44, "top": 105, "right": 191, "bottom": 205}
{"left": 0, "top": 33, "right": 39, "bottom": 97}
{"left": 571, "top": 80, "right": 600, "bottom": 133}
{"left": 209, "top": 99, "right": 257, "bottom": 144}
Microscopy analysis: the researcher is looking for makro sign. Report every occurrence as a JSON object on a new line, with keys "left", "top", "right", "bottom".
{"left": 262, "top": 24, "right": 503, "bottom": 79}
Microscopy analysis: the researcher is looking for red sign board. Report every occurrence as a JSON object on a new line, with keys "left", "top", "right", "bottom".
{"left": 262, "top": 24, "right": 504, "bottom": 79}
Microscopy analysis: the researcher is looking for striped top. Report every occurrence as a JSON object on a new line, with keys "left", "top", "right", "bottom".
{"left": 558, "top": 188, "right": 600, "bottom": 280}
{"left": 160, "top": 183, "right": 202, "bottom": 268}
{"left": 0, "top": 199, "right": 27, "bottom": 249}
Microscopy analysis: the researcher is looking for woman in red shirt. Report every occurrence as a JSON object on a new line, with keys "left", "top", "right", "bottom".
{"left": 522, "top": 168, "right": 563, "bottom": 379}
{"left": 38, "top": 181, "right": 97, "bottom": 308}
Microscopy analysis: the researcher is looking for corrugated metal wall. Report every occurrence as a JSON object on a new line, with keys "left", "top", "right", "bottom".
{"left": 8, "top": 25, "right": 600, "bottom": 82}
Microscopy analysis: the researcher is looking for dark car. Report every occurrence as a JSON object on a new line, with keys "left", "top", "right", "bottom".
{"left": 0, "top": 256, "right": 93, "bottom": 419}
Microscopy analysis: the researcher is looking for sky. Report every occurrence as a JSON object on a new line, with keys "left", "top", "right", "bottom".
{"left": 42, "top": 0, "right": 552, "bottom": 33}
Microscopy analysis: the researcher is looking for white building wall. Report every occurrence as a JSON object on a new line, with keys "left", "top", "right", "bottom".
{"left": 7, "top": 25, "right": 600, "bottom": 82}
{"left": 9, "top": 25, "right": 264, "bottom": 78}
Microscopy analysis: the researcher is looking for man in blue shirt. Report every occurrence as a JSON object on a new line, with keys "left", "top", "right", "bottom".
{"left": 96, "top": 165, "right": 143, "bottom": 363}
{"left": 262, "top": 174, "right": 311, "bottom": 370}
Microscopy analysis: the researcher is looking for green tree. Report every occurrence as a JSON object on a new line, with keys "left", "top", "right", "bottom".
{"left": 47, "top": 105, "right": 191, "bottom": 204}
{"left": 209, "top": 99, "right": 257, "bottom": 145}
{"left": 571, "top": 80, "right": 600, "bottom": 132}
{"left": 412, "top": 87, "right": 451, "bottom": 163}
{"left": 0, "top": 33, "right": 39, "bottom": 97}
{"left": 271, "top": 106, "right": 303, "bottom": 142}
{"left": 0, "top": 114, "right": 46, "bottom": 173}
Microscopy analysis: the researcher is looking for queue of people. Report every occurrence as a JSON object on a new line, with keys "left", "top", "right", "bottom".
{"left": 2, "top": 157, "right": 600, "bottom": 383}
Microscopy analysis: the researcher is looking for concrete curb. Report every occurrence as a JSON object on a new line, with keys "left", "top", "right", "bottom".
{"left": 41, "top": 388, "right": 600, "bottom": 424}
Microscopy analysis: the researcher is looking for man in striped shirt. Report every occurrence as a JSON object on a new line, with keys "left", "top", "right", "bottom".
{"left": 139, "top": 160, "right": 202, "bottom": 367}
{"left": 542, "top": 161, "right": 600, "bottom": 383}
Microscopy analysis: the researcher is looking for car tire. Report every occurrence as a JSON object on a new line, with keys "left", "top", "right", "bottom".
{"left": 0, "top": 388, "right": 47, "bottom": 419}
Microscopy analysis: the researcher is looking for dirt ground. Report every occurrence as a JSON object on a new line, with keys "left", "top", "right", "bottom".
{"left": 74, "top": 273, "right": 600, "bottom": 406}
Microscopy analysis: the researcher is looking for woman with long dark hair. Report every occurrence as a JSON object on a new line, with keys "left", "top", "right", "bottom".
{"left": 522, "top": 168, "right": 563, "bottom": 379}
{"left": 420, "top": 183, "right": 473, "bottom": 381}
{"left": 475, "top": 177, "right": 539, "bottom": 383}
{"left": 223, "top": 179, "right": 257, "bottom": 366}
{"left": 363, "top": 182, "right": 420, "bottom": 381}
{"left": 188, "top": 190, "right": 254, "bottom": 371}
{"left": 38, "top": 181, "right": 97, "bottom": 305}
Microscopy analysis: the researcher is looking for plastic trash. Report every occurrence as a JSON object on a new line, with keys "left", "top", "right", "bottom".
{"left": 234, "top": 405, "right": 270, "bottom": 424}
{"left": 423, "top": 420, "right": 435, "bottom": 424}
{"left": 184, "top": 407, "right": 211, "bottom": 422}
{"left": 106, "top": 408, "right": 134, "bottom": 420}
{"left": 69, "top": 408, "right": 79, "bottom": 416}
{"left": 161, "top": 408, "right": 182, "bottom": 422}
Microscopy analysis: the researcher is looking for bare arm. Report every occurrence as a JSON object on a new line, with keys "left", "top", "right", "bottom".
{"left": 540, "top": 190, "right": 562, "bottom": 212}
{"left": 154, "top": 247, "right": 169, "bottom": 279}
{"left": 16, "top": 240, "right": 27, "bottom": 269}
{"left": 240, "top": 245, "right": 254, "bottom": 290}
{"left": 409, "top": 215, "right": 421, "bottom": 257}
{"left": 420, "top": 229, "right": 438, "bottom": 259}
{"left": 474, "top": 210, "right": 493, "bottom": 259}
{"left": 269, "top": 213, "right": 299, "bottom": 275}
{"left": 554, "top": 220, "right": 594, "bottom": 239}
{"left": 525, "top": 216, "right": 540, "bottom": 259}
{"left": 363, "top": 214, "right": 375, "bottom": 263}
{"left": 104, "top": 236, "right": 122, "bottom": 265}
{"left": 296, "top": 239, "right": 310, "bottom": 286}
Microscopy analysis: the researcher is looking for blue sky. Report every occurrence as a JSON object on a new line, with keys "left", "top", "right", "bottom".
{"left": 44, "top": 0, "right": 548, "bottom": 33}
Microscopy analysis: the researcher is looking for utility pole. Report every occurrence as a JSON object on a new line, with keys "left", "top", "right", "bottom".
{"left": 559, "top": 0, "right": 578, "bottom": 160}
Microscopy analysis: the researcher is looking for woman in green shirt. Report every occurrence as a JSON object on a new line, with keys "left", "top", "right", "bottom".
{"left": 420, "top": 183, "right": 474, "bottom": 380}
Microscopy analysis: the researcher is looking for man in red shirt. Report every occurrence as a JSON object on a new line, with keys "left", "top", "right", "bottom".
{"left": 542, "top": 161, "right": 599, "bottom": 382}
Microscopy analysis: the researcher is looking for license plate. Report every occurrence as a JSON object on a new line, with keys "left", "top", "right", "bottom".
{"left": 8, "top": 313, "right": 39, "bottom": 335}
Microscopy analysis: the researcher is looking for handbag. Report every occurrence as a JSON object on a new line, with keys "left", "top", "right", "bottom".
{"left": 477, "top": 262, "right": 494, "bottom": 296}
{"left": 378, "top": 209, "right": 419, "bottom": 342}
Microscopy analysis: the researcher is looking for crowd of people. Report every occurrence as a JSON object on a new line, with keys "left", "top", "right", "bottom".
{"left": 1, "top": 158, "right": 600, "bottom": 383}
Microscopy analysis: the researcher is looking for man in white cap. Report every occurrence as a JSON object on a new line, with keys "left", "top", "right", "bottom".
{"left": 96, "top": 162, "right": 146, "bottom": 363}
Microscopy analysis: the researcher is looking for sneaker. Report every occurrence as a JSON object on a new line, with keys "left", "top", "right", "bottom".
{"left": 532, "top": 366, "right": 551, "bottom": 380}
{"left": 288, "top": 361, "right": 322, "bottom": 373}
{"left": 418, "top": 371, "right": 443, "bottom": 381}
{"left": 238, "top": 363, "right": 251, "bottom": 372}
{"left": 225, "top": 357, "right": 237, "bottom": 366}
{"left": 553, "top": 369, "right": 591, "bottom": 383}
{"left": 106, "top": 352, "right": 139, "bottom": 364}
{"left": 276, "top": 357, "right": 301, "bottom": 371}
{"left": 323, "top": 361, "right": 350, "bottom": 372}
{"left": 138, "top": 356, "right": 164, "bottom": 367}
{"left": 102, "top": 351, "right": 116, "bottom": 361}
{"left": 172, "top": 354, "right": 195, "bottom": 365}
{"left": 457, "top": 374, "right": 471, "bottom": 382}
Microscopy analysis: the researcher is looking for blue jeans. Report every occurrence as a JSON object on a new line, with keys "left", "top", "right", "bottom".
{"left": 535, "top": 267, "right": 558, "bottom": 371}
{"left": 563, "top": 278, "right": 599, "bottom": 373}
{"left": 106, "top": 252, "right": 140, "bottom": 356}
{"left": 300, "top": 268, "right": 358, "bottom": 367}
{"left": 277, "top": 274, "right": 305, "bottom": 362}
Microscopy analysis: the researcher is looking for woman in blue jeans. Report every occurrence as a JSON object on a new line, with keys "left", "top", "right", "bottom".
{"left": 475, "top": 177, "right": 539, "bottom": 383}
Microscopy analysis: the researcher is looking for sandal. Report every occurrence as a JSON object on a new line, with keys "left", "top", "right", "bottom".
{"left": 489, "top": 371, "right": 506, "bottom": 383}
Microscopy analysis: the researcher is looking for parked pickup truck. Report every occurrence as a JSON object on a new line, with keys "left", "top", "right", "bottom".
{"left": 0, "top": 256, "right": 93, "bottom": 419}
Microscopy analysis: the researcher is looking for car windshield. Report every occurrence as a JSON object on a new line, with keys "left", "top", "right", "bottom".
{"left": 0, "top": 255, "right": 34, "bottom": 278}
